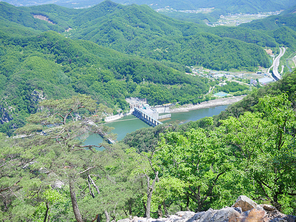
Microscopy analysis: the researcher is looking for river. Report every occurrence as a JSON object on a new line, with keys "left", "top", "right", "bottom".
{"left": 84, "top": 105, "right": 228, "bottom": 146}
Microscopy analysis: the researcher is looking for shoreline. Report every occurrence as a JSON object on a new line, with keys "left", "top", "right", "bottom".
{"left": 105, "top": 96, "right": 246, "bottom": 123}
{"left": 169, "top": 95, "right": 246, "bottom": 113}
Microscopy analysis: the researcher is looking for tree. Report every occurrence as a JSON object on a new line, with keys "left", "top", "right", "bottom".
{"left": 220, "top": 94, "right": 296, "bottom": 212}
{"left": 0, "top": 133, "right": 40, "bottom": 221}
{"left": 153, "top": 128, "right": 233, "bottom": 212}
{"left": 14, "top": 95, "right": 113, "bottom": 221}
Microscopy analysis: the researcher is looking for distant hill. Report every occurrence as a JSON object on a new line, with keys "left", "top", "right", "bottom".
{"left": 2, "top": 0, "right": 296, "bottom": 13}
{"left": 0, "top": 1, "right": 272, "bottom": 71}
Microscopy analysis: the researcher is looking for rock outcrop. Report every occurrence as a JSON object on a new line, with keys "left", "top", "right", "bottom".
{"left": 0, "top": 105, "right": 13, "bottom": 124}
{"left": 118, "top": 196, "right": 295, "bottom": 222}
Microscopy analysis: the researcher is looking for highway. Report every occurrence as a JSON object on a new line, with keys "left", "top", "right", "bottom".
{"left": 271, "top": 47, "right": 286, "bottom": 80}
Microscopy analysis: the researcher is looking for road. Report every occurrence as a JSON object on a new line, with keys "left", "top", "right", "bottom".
{"left": 271, "top": 47, "right": 286, "bottom": 80}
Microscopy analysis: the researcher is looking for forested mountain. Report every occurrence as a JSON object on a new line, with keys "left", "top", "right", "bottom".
{"left": 67, "top": 2, "right": 270, "bottom": 70}
{"left": 2, "top": 1, "right": 296, "bottom": 136}
{"left": 0, "top": 1, "right": 272, "bottom": 71}
{"left": 0, "top": 0, "right": 295, "bottom": 220}
{"left": 0, "top": 29, "right": 212, "bottom": 135}
{"left": 2, "top": 0, "right": 296, "bottom": 13}
{"left": 2, "top": 1, "right": 296, "bottom": 71}
{"left": 1, "top": 67, "right": 295, "bottom": 221}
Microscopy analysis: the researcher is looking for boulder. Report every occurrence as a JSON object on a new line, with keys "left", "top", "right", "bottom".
{"left": 261, "top": 204, "right": 277, "bottom": 212}
{"left": 175, "top": 211, "right": 195, "bottom": 219}
{"left": 187, "top": 209, "right": 217, "bottom": 222}
{"left": 209, "top": 207, "right": 241, "bottom": 222}
{"left": 232, "top": 195, "right": 258, "bottom": 212}
{"left": 116, "top": 196, "right": 295, "bottom": 222}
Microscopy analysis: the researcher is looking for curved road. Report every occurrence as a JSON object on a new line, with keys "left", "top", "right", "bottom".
{"left": 271, "top": 47, "right": 286, "bottom": 80}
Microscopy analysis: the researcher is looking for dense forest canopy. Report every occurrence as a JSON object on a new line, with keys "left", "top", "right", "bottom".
{"left": 2, "top": 1, "right": 296, "bottom": 71}
{"left": 0, "top": 0, "right": 296, "bottom": 221}
{"left": 0, "top": 1, "right": 277, "bottom": 71}
{"left": 1, "top": 1, "right": 296, "bottom": 136}
{"left": 2, "top": 0, "right": 295, "bottom": 13}
{"left": 0, "top": 69, "right": 295, "bottom": 221}
{"left": 0, "top": 30, "right": 211, "bottom": 135}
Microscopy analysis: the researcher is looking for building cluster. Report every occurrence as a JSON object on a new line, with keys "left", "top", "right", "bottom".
{"left": 125, "top": 97, "right": 147, "bottom": 110}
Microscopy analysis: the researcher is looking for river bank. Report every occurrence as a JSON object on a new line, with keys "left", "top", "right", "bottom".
{"left": 85, "top": 105, "right": 228, "bottom": 144}
{"left": 105, "top": 111, "right": 133, "bottom": 123}
{"left": 169, "top": 95, "right": 245, "bottom": 113}
{"left": 104, "top": 96, "right": 245, "bottom": 123}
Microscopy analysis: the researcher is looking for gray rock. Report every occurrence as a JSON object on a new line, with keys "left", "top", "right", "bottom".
{"left": 286, "top": 215, "right": 296, "bottom": 222}
{"left": 270, "top": 219, "right": 288, "bottom": 222}
{"left": 233, "top": 207, "right": 242, "bottom": 214}
{"left": 116, "top": 196, "right": 295, "bottom": 222}
{"left": 232, "top": 195, "right": 257, "bottom": 212}
{"left": 0, "top": 105, "right": 13, "bottom": 124}
{"left": 256, "top": 205, "right": 265, "bottom": 212}
{"left": 117, "top": 219, "right": 130, "bottom": 222}
{"left": 209, "top": 207, "right": 240, "bottom": 222}
{"left": 187, "top": 209, "right": 216, "bottom": 222}
{"left": 241, "top": 209, "right": 251, "bottom": 217}
{"left": 175, "top": 211, "right": 195, "bottom": 219}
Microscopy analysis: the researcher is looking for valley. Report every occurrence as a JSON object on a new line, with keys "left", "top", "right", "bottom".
{"left": 0, "top": 1, "right": 296, "bottom": 221}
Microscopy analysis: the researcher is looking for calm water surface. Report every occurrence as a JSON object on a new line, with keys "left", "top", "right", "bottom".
{"left": 84, "top": 105, "right": 228, "bottom": 145}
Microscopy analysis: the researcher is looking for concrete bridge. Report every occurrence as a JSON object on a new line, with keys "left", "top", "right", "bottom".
{"left": 133, "top": 107, "right": 163, "bottom": 127}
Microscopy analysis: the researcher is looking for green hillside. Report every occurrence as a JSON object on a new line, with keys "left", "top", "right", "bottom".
{"left": 123, "top": 68, "right": 296, "bottom": 216}
{"left": 0, "top": 30, "right": 211, "bottom": 135}
{"left": 67, "top": 1, "right": 271, "bottom": 71}
{"left": 123, "top": 0, "right": 295, "bottom": 13}
{"left": 2, "top": 1, "right": 296, "bottom": 136}
{"left": 0, "top": 1, "right": 272, "bottom": 71}
{"left": 3, "top": 0, "right": 295, "bottom": 13}
{"left": 4, "top": 1, "right": 296, "bottom": 71}
{"left": 0, "top": 1, "right": 295, "bottom": 220}
{"left": 0, "top": 2, "right": 68, "bottom": 32}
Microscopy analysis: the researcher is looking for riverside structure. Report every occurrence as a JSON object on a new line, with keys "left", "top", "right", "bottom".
{"left": 133, "top": 107, "right": 163, "bottom": 127}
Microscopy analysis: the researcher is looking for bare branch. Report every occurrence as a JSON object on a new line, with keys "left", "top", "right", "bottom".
{"left": 78, "top": 166, "right": 96, "bottom": 175}
{"left": 0, "top": 162, "right": 7, "bottom": 168}
{"left": 87, "top": 178, "right": 95, "bottom": 198}
{"left": 0, "top": 178, "right": 22, "bottom": 194}
{"left": 88, "top": 175, "right": 100, "bottom": 195}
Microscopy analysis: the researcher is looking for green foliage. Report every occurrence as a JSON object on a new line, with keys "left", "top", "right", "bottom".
{"left": 0, "top": 29, "right": 210, "bottom": 135}
{"left": 241, "top": 11, "right": 296, "bottom": 32}
{"left": 0, "top": 95, "right": 153, "bottom": 220}
{"left": 67, "top": 3, "right": 270, "bottom": 71}
{"left": 204, "top": 26, "right": 278, "bottom": 48}
{"left": 214, "top": 68, "right": 296, "bottom": 123}
{"left": 0, "top": 1, "right": 273, "bottom": 71}
{"left": 124, "top": 123, "right": 178, "bottom": 153}
{"left": 220, "top": 94, "right": 296, "bottom": 211}
{"left": 153, "top": 128, "right": 235, "bottom": 211}
{"left": 0, "top": 2, "right": 66, "bottom": 33}
{"left": 216, "top": 81, "right": 249, "bottom": 93}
